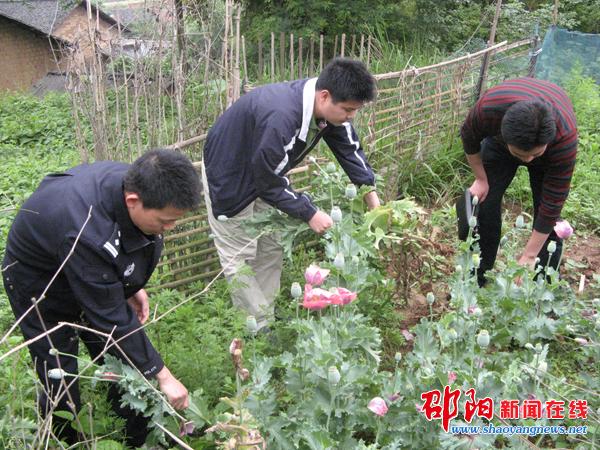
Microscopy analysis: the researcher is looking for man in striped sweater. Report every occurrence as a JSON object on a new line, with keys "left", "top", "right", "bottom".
{"left": 460, "top": 77, "right": 578, "bottom": 286}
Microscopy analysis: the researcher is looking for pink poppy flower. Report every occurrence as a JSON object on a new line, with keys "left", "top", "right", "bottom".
{"left": 401, "top": 330, "right": 414, "bottom": 341}
{"left": 367, "top": 397, "right": 389, "bottom": 416}
{"left": 304, "top": 264, "right": 330, "bottom": 286}
{"left": 302, "top": 284, "right": 332, "bottom": 310}
{"left": 330, "top": 287, "right": 357, "bottom": 305}
{"left": 554, "top": 220, "right": 573, "bottom": 239}
{"left": 448, "top": 371, "right": 457, "bottom": 385}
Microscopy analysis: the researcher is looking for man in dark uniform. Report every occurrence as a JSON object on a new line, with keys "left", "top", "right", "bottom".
{"left": 2, "top": 149, "right": 201, "bottom": 446}
{"left": 460, "top": 77, "right": 577, "bottom": 286}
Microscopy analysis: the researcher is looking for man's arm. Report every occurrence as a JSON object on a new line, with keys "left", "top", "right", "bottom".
{"left": 59, "top": 237, "right": 189, "bottom": 409}
{"left": 518, "top": 229, "right": 552, "bottom": 269}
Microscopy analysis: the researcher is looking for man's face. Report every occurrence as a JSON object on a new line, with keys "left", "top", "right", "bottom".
{"left": 125, "top": 192, "right": 187, "bottom": 235}
{"left": 317, "top": 90, "right": 364, "bottom": 126}
{"left": 507, "top": 144, "right": 548, "bottom": 163}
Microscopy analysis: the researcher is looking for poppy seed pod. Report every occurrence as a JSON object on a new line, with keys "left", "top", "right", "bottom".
{"left": 547, "top": 240, "right": 557, "bottom": 254}
{"left": 326, "top": 162, "right": 337, "bottom": 173}
{"left": 48, "top": 368, "right": 67, "bottom": 380}
{"left": 345, "top": 184, "right": 357, "bottom": 199}
{"left": 328, "top": 366, "right": 341, "bottom": 386}
{"left": 246, "top": 315, "right": 258, "bottom": 334}
{"left": 333, "top": 252, "right": 345, "bottom": 269}
{"left": 290, "top": 282, "right": 302, "bottom": 299}
{"left": 426, "top": 292, "right": 435, "bottom": 305}
{"left": 331, "top": 206, "right": 342, "bottom": 223}
{"left": 477, "top": 330, "right": 490, "bottom": 349}
{"left": 468, "top": 215, "right": 478, "bottom": 228}
{"left": 471, "top": 195, "right": 479, "bottom": 207}
{"left": 515, "top": 215, "right": 525, "bottom": 228}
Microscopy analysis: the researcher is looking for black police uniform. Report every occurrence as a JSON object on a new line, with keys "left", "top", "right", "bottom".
{"left": 2, "top": 161, "right": 165, "bottom": 446}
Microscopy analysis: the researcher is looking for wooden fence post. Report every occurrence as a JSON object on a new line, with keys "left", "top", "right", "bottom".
{"left": 359, "top": 34, "right": 364, "bottom": 60}
{"left": 279, "top": 31, "right": 285, "bottom": 78}
{"left": 298, "top": 37, "right": 303, "bottom": 78}
{"left": 270, "top": 32, "right": 275, "bottom": 81}
{"left": 341, "top": 33, "right": 346, "bottom": 57}
{"left": 258, "top": 37, "right": 263, "bottom": 77}
{"left": 319, "top": 34, "right": 324, "bottom": 71}
{"left": 290, "top": 33, "right": 294, "bottom": 80}
{"left": 474, "top": 0, "right": 502, "bottom": 101}
{"left": 309, "top": 36, "right": 314, "bottom": 75}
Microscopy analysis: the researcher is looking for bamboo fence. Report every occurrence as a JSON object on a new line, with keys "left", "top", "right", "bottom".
{"left": 153, "top": 38, "right": 535, "bottom": 292}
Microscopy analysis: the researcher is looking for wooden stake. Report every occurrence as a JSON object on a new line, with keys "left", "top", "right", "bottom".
{"left": 319, "top": 34, "right": 324, "bottom": 71}
{"left": 309, "top": 36, "right": 314, "bottom": 74}
{"left": 341, "top": 33, "right": 346, "bottom": 57}
{"left": 258, "top": 37, "right": 263, "bottom": 77}
{"left": 553, "top": 0, "right": 559, "bottom": 25}
{"left": 271, "top": 32, "right": 275, "bottom": 81}
{"left": 290, "top": 33, "right": 294, "bottom": 80}
{"left": 298, "top": 37, "right": 303, "bottom": 78}
{"left": 334, "top": 34, "right": 338, "bottom": 58}
{"left": 351, "top": 34, "right": 356, "bottom": 55}
{"left": 367, "top": 35, "right": 372, "bottom": 68}
{"left": 474, "top": 0, "right": 502, "bottom": 100}
{"left": 279, "top": 31, "right": 285, "bottom": 77}
{"left": 359, "top": 34, "right": 364, "bottom": 60}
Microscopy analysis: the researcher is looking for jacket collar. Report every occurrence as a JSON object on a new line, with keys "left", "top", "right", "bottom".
{"left": 299, "top": 77, "right": 318, "bottom": 142}
{"left": 112, "top": 182, "right": 155, "bottom": 254}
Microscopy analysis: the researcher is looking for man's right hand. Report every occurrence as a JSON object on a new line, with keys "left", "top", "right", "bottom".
{"left": 469, "top": 178, "right": 489, "bottom": 204}
{"left": 156, "top": 366, "right": 189, "bottom": 410}
{"left": 308, "top": 211, "right": 333, "bottom": 234}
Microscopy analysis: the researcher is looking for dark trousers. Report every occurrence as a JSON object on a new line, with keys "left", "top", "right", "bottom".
{"left": 477, "top": 138, "right": 562, "bottom": 286}
{"left": 2, "top": 257, "right": 149, "bottom": 448}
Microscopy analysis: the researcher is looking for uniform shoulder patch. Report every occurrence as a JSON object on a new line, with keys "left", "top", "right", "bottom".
{"left": 101, "top": 223, "right": 121, "bottom": 259}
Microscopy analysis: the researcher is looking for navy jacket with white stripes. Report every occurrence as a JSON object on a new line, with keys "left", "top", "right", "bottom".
{"left": 203, "top": 77, "right": 376, "bottom": 222}
{"left": 3, "top": 162, "right": 164, "bottom": 378}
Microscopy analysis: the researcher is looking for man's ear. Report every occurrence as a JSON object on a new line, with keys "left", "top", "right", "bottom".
{"left": 316, "top": 89, "right": 331, "bottom": 103}
{"left": 124, "top": 191, "right": 142, "bottom": 209}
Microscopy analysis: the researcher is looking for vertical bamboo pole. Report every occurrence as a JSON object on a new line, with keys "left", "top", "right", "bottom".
{"left": 351, "top": 34, "right": 356, "bottom": 55}
{"left": 553, "top": 0, "right": 559, "bottom": 25}
{"left": 242, "top": 35, "right": 248, "bottom": 86}
{"left": 309, "top": 36, "right": 314, "bottom": 75}
{"left": 279, "top": 32, "right": 285, "bottom": 78}
{"left": 290, "top": 33, "right": 294, "bottom": 80}
{"left": 367, "top": 35, "right": 372, "bottom": 68}
{"left": 258, "top": 37, "right": 264, "bottom": 77}
{"left": 474, "top": 0, "right": 502, "bottom": 101}
{"left": 359, "top": 34, "right": 364, "bottom": 60}
{"left": 233, "top": 4, "right": 241, "bottom": 101}
{"left": 341, "top": 33, "right": 346, "bottom": 57}
{"left": 298, "top": 37, "right": 303, "bottom": 78}
{"left": 333, "top": 35, "right": 338, "bottom": 58}
{"left": 319, "top": 34, "right": 324, "bottom": 71}
{"left": 270, "top": 32, "right": 275, "bottom": 81}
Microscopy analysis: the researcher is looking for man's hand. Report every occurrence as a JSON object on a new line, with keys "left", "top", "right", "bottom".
{"left": 156, "top": 366, "right": 189, "bottom": 410}
{"left": 469, "top": 178, "right": 489, "bottom": 204}
{"left": 308, "top": 211, "right": 333, "bottom": 234}
{"left": 363, "top": 190, "right": 381, "bottom": 210}
{"left": 127, "top": 289, "right": 149, "bottom": 324}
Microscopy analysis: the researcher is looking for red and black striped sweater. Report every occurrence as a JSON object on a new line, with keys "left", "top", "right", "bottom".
{"left": 460, "top": 77, "right": 578, "bottom": 234}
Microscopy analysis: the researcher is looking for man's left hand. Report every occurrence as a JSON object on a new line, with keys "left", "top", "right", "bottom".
{"left": 128, "top": 289, "right": 150, "bottom": 324}
{"left": 364, "top": 191, "right": 381, "bottom": 210}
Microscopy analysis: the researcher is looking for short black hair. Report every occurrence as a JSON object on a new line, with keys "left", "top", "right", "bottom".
{"left": 315, "top": 58, "right": 376, "bottom": 103}
{"left": 501, "top": 100, "right": 557, "bottom": 151}
{"left": 123, "top": 149, "right": 201, "bottom": 210}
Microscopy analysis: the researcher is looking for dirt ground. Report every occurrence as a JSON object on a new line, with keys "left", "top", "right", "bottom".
{"left": 395, "top": 217, "right": 600, "bottom": 341}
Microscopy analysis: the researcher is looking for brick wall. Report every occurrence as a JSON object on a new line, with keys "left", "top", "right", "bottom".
{"left": 54, "top": 5, "right": 120, "bottom": 62}
{"left": 0, "top": 17, "right": 58, "bottom": 92}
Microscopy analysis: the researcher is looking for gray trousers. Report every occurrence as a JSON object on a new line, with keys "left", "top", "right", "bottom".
{"left": 201, "top": 163, "right": 283, "bottom": 328}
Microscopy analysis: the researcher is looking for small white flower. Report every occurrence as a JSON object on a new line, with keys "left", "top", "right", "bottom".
{"left": 455, "top": 265, "right": 463, "bottom": 273}
{"left": 217, "top": 215, "right": 229, "bottom": 222}
{"left": 48, "top": 368, "right": 67, "bottom": 380}
{"left": 394, "top": 352, "right": 402, "bottom": 363}
{"left": 308, "top": 156, "right": 317, "bottom": 163}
